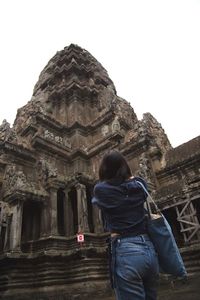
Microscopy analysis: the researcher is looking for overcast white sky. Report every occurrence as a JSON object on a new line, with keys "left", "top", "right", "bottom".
{"left": 0, "top": 0, "right": 199, "bottom": 147}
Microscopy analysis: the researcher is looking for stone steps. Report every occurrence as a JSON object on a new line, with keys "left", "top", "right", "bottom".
{"left": 181, "top": 245, "right": 200, "bottom": 276}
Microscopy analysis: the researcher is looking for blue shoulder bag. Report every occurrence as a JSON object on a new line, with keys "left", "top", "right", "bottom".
{"left": 137, "top": 181, "right": 187, "bottom": 279}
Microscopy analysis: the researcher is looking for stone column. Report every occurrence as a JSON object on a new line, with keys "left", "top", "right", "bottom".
{"left": 4, "top": 215, "right": 12, "bottom": 250}
{"left": 40, "top": 201, "right": 50, "bottom": 237}
{"left": 10, "top": 200, "right": 23, "bottom": 251}
{"left": 49, "top": 188, "right": 58, "bottom": 236}
{"left": 64, "top": 188, "right": 74, "bottom": 237}
{"left": 92, "top": 205, "right": 104, "bottom": 233}
{"left": 75, "top": 183, "right": 89, "bottom": 233}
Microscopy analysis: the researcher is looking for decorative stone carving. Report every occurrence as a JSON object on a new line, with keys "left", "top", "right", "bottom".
{"left": 64, "top": 138, "right": 72, "bottom": 148}
{"left": 2, "top": 165, "right": 30, "bottom": 192}
{"left": 7, "top": 129, "right": 18, "bottom": 143}
{"left": 101, "top": 125, "right": 109, "bottom": 136}
{"left": 43, "top": 129, "right": 71, "bottom": 148}
{"left": 0, "top": 119, "right": 11, "bottom": 141}
{"left": 44, "top": 130, "right": 55, "bottom": 140}
{"left": 141, "top": 113, "right": 171, "bottom": 152}
{"left": 113, "top": 97, "right": 138, "bottom": 128}
{"left": 97, "top": 85, "right": 116, "bottom": 112}
{"left": 13, "top": 92, "right": 51, "bottom": 134}
{"left": 55, "top": 136, "right": 63, "bottom": 143}
{"left": 37, "top": 159, "right": 58, "bottom": 186}
{"left": 138, "top": 121, "right": 148, "bottom": 138}
{"left": 0, "top": 119, "right": 24, "bottom": 146}
{"left": 111, "top": 116, "right": 120, "bottom": 133}
{"left": 124, "top": 129, "right": 137, "bottom": 143}
{"left": 0, "top": 201, "right": 11, "bottom": 224}
{"left": 138, "top": 153, "right": 152, "bottom": 180}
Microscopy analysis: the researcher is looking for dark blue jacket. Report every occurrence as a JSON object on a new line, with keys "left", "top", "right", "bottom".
{"left": 92, "top": 177, "right": 148, "bottom": 235}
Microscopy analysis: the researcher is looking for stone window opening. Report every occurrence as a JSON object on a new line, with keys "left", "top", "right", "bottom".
{"left": 21, "top": 200, "right": 41, "bottom": 243}
{"left": 162, "top": 207, "right": 184, "bottom": 247}
{"left": 193, "top": 198, "right": 200, "bottom": 225}
{"left": 57, "top": 188, "right": 65, "bottom": 236}
{"left": 0, "top": 216, "right": 6, "bottom": 252}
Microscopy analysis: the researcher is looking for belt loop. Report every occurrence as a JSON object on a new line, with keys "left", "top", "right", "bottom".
{"left": 141, "top": 235, "right": 145, "bottom": 242}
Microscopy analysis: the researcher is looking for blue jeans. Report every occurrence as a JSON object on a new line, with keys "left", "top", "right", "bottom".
{"left": 111, "top": 234, "right": 159, "bottom": 300}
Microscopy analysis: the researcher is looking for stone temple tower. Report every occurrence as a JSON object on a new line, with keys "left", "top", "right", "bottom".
{"left": 0, "top": 44, "right": 200, "bottom": 299}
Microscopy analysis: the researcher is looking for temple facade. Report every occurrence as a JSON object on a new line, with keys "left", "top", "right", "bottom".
{"left": 0, "top": 44, "right": 199, "bottom": 299}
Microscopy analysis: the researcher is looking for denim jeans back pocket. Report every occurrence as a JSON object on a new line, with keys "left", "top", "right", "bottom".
{"left": 116, "top": 243, "right": 149, "bottom": 280}
{"left": 116, "top": 241, "right": 146, "bottom": 256}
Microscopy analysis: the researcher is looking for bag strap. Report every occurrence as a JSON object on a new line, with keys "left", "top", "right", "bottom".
{"left": 136, "top": 180, "right": 160, "bottom": 214}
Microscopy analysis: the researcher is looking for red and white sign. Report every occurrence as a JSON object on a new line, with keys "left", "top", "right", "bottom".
{"left": 77, "top": 233, "right": 84, "bottom": 243}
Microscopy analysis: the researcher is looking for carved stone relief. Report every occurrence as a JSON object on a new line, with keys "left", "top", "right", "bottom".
{"left": 97, "top": 85, "right": 116, "bottom": 112}
{"left": 0, "top": 201, "right": 11, "bottom": 224}
{"left": 43, "top": 129, "right": 71, "bottom": 148}
{"left": 114, "top": 97, "right": 137, "bottom": 128}
{"left": 101, "top": 125, "right": 109, "bottom": 136}
{"left": 138, "top": 153, "right": 152, "bottom": 181}
{"left": 37, "top": 159, "right": 58, "bottom": 186}
{"left": 111, "top": 116, "right": 120, "bottom": 133}
{"left": 0, "top": 120, "right": 11, "bottom": 141}
{"left": 2, "top": 165, "right": 31, "bottom": 193}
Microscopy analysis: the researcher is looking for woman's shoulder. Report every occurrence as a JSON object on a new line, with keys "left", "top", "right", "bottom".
{"left": 133, "top": 176, "right": 147, "bottom": 186}
{"left": 94, "top": 181, "right": 107, "bottom": 189}
{"left": 123, "top": 176, "right": 148, "bottom": 191}
{"left": 93, "top": 181, "right": 109, "bottom": 195}
{"left": 94, "top": 177, "right": 147, "bottom": 189}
